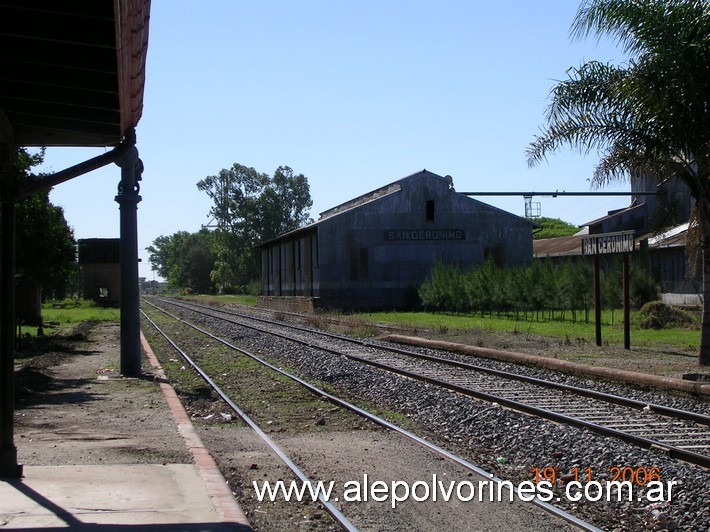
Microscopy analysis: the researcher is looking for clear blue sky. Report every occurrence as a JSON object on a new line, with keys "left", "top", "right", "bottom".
{"left": 40, "top": 1, "right": 631, "bottom": 280}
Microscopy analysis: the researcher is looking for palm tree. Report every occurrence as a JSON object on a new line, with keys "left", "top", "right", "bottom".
{"left": 526, "top": 0, "right": 710, "bottom": 365}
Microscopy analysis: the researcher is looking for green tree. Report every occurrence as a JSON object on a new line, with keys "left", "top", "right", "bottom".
{"left": 526, "top": 0, "right": 710, "bottom": 365}
{"left": 147, "top": 231, "right": 190, "bottom": 282}
{"left": 14, "top": 149, "right": 76, "bottom": 304}
{"left": 15, "top": 191, "right": 76, "bottom": 298}
{"left": 196, "top": 164, "right": 312, "bottom": 291}
{"left": 533, "top": 217, "right": 580, "bottom": 239}
{"left": 419, "top": 261, "right": 460, "bottom": 311}
{"left": 146, "top": 229, "right": 216, "bottom": 293}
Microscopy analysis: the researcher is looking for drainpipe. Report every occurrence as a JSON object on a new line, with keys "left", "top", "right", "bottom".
{"left": 0, "top": 129, "right": 136, "bottom": 479}
{"left": 18, "top": 129, "right": 136, "bottom": 199}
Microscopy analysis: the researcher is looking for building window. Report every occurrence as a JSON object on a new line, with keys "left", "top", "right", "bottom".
{"left": 426, "top": 200, "right": 435, "bottom": 222}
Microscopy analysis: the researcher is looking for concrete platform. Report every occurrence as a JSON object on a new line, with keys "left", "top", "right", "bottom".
{"left": 1, "top": 325, "right": 251, "bottom": 530}
{"left": 0, "top": 464, "right": 248, "bottom": 530}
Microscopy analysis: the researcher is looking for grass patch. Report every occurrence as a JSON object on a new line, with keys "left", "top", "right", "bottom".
{"left": 176, "top": 294, "right": 258, "bottom": 307}
{"left": 24, "top": 299, "right": 120, "bottom": 336}
{"left": 357, "top": 309, "right": 701, "bottom": 350}
{"left": 140, "top": 306, "right": 367, "bottom": 433}
{"left": 164, "top": 294, "right": 701, "bottom": 351}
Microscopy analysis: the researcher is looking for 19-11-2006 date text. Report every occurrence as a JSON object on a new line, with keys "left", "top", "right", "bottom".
{"left": 532, "top": 466, "right": 662, "bottom": 485}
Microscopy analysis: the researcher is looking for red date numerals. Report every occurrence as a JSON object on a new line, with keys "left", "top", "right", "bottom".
{"left": 532, "top": 466, "right": 593, "bottom": 484}
{"left": 533, "top": 466, "right": 661, "bottom": 485}
{"left": 609, "top": 466, "right": 661, "bottom": 485}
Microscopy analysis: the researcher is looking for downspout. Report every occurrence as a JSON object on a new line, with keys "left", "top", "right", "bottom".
{"left": 18, "top": 129, "right": 136, "bottom": 199}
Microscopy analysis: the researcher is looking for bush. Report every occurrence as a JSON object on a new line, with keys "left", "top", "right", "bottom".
{"left": 245, "top": 280, "right": 261, "bottom": 296}
{"left": 638, "top": 301, "right": 694, "bottom": 329}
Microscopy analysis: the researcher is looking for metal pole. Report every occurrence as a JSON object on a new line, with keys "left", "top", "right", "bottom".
{"left": 0, "top": 119, "right": 21, "bottom": 478}
{"left": 115, "top": 144, "right": 142, "bottom": 377}
{"left": 0, "top": 197, "right": 20, "bottom": 478}
{"left": 623, "top": 254, "right": 630, "bottom": 350}
{"left": 594, "top": 255, "right": 602, "bottom": 347}
{"left": 18, "top": 130, "right": 135, "bottom": 198}
{"left": 460, "top": 191, "right": 658, "bottom": 197}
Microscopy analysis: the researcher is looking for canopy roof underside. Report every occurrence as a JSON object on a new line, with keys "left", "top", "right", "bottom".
{"left": 0, "top": 0, "right": 150, "bottom": 147}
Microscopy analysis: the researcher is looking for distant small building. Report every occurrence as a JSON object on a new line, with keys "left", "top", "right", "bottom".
{"left": 586, "top": 173, "right": 692, "bottom": 236}
{"left": 78, "top": 239, "right": 120, "bottom": 305}
{"left": 257, "top": 170, "right": 535, "bottom": 311}
{"left": 533, "top": 172, "right": 701, "bottom": 306}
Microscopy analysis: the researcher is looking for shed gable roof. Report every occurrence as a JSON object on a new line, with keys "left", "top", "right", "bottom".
{"left": 257, "top": 169, "right": 533, "bottom": 248}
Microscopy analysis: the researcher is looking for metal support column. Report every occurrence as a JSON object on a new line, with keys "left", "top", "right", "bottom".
{"left": 0, "top": 116, "right": 21, "bottom": 478}
{"left": 623, "top": 254, "right": 631, "bottom": 350}
{"left": 593, "top": 255, "right": 602, "bottom": 347}
{"left": 114, "top": 146, "right": 143, "bottom": 377}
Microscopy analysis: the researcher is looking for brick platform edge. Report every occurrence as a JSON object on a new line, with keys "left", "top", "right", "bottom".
{"left": 140, "top": 331, "right": 252, "bottom": 527}
{"left": 380, "top": 334, "right": 710, "bottom": 397}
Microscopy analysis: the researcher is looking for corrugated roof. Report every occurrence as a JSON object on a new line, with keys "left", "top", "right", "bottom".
{"left": 642, "top": 223, "right": 689, "bottom": 249}
{"left": 258, "top": 169, "right": 533, "bottom": 248}
{"left": 534, "top": 222, "right": 690, "bottom": 258}
{"left": 533, "top": 233, "right": 587, "bottom": 258}
{"left": 584, "top": 203, "right": 644, "bottom": 227}
{"left": 319, "top": 183, "right": 402, "bottom": 220}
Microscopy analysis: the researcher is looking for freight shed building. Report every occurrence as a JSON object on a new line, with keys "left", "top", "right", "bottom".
{"left": 257, "top": 170, "right": 534, "bottom": 311}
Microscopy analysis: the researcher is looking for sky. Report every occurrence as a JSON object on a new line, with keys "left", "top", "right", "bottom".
{"left": 39, "top": 1, "right": 633, "bottom": 281}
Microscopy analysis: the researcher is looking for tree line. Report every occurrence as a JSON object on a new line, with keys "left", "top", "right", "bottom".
{"left": 15, "top": 149, "right": 77, "bottom": 300}
{"left": 418, "top": 258, "right": 657, "bottom": 322}
{"left": 147, "top": 163, "right": 312, "bottom": 294}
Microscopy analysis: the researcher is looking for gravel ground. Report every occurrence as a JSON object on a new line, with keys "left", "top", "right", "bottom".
{"left": 142, "top": 310, "right": 575, "bottom": 531}
{"left": 154, "top": 300, "right": 710, "bottom": 532}
{"left": 20, "top": 303, "right": 705, "bottom": 531}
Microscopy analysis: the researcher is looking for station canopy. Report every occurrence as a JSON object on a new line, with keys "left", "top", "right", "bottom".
{"left": 0, "top": 0, "right": 150, "bottom": 147}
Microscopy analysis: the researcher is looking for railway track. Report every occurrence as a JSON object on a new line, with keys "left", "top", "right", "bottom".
{"left": 140, "top": 301, "right": 596, "bottom": 531}
{"left": 147, "top": 296, "right": 710, "bottom": 469}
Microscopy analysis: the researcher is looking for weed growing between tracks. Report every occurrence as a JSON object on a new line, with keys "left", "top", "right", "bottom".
{"left": 142, "top": 309, "right": 368, "bottom": 434}
{"left": 141, "top": 306, "right": 426, "bottom": 437}
{"left": 140, "top": 305, "right": 464, "bottom": 530}
{"left": 143, "top": 306, "right": 416, "bottom": 529}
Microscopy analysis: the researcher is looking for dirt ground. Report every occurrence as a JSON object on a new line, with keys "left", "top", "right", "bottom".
{"left": 13, "top": 322, "right": 191, "bottom": 467}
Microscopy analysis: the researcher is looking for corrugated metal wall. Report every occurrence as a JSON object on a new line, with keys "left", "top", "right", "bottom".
{"left": 259, "top": 171, "right": 533, "bottom": 310}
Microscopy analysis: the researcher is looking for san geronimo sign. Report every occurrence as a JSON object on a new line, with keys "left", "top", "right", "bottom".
{"left": 582, "top": 230, "right": 635, "bottom": 256}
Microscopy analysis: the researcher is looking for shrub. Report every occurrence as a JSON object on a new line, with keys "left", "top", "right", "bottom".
{"left": 638, "top": 301, "right": 694, "bottom": 329}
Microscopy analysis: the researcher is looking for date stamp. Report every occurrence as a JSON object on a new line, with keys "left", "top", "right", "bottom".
{"left": 531, "top": 465, "right": 676, "bottom": 503}
{"left": 533, "top": 466, "right": 663, "bottom": 485}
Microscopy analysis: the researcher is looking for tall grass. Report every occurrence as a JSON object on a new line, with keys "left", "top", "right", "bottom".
{"left": 176, "top": 294, "right": 258, "bottom": 306}
{"left": 37, "top": 299, "right": 119, "bottom": 335}
{"left": 360, "top": 309, "right": 700, "bottom": 350}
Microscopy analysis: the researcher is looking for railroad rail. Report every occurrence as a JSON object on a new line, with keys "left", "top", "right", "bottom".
{"left": 141, "top": 301, "right": 599, "bottom": 531}
{"left": 147, "top": 296, "right": 710, "bottom": 469}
